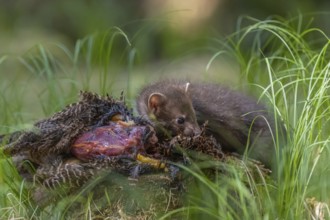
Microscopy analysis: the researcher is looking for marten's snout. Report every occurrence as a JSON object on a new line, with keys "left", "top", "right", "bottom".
{"left": 183, "top": 123, "right": 201, "bottom": 136}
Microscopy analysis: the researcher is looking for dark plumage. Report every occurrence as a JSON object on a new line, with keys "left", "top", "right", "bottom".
{"left": 3, "top": 91, "right": 133, "bottom": 164}
{"left": 2, "top": 91, "right": 146, "bottom": 196}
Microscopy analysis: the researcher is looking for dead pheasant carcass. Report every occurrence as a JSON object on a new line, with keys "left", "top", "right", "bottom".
{"left": 1, "top": 92, "right": 174, "bottom": 193}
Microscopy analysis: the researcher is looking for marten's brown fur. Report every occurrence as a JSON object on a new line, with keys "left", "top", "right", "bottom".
{"left": 136, "top": 80, "right": 283, "bottom": 167}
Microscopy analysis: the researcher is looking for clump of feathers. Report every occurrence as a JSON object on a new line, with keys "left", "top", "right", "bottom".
{"left": 3, "top": 91, "right": 133, "bottom": 164}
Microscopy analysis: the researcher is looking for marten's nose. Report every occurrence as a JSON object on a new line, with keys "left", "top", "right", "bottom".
{"left": 193, "top": 127, "right": 201, "bottom": 136}
{"left": 184, "top": 125, "right": 201, "bottom": 136}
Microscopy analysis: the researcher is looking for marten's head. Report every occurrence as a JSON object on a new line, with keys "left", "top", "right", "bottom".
{"left": 145, "top": 85, "right": 201, "bottom": 137}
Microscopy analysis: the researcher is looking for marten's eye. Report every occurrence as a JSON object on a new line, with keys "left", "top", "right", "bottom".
{"left": 176, "top": 116, "right": 185, "bottom": 124}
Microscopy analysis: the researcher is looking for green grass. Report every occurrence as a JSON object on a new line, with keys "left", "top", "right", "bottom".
{"left": 1, "top": 15, "right": 330, "bottom": 219}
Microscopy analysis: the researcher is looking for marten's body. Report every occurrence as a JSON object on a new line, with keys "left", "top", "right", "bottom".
{"left": 136, "top": 80, "right": 282, "bottom": 167}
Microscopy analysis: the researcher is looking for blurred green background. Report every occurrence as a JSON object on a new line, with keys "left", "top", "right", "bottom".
{"left": 0, "top": 0, "right": 330, "bottom": 126}
{"left": 1, "top": 0, "right": 329, "bottom": 56}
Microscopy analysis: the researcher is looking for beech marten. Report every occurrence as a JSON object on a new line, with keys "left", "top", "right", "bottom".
{"left": 136, "top": 80, "right": 284, "bottom": 167}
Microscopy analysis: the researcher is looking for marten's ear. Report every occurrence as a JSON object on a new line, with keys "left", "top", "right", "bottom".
{"left": 148, "top": 93, "right": 167, "bottom": 113}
